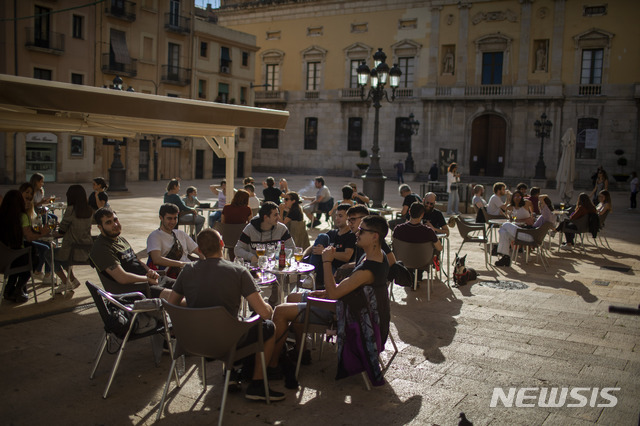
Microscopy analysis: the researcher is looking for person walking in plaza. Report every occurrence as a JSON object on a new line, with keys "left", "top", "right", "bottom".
{"left": 629, "top": 171, "right": 638, "bottom": 210}
{"left": 394, "top": 159, "right": 405, "bottom": 184}
{"left": 428, "top": 161, "right": 439, "bottom": 182}
{"left": 167, "top": 229, "right": 286, "bottom": 402}
{"left": 446, "top": 162, "right": 461, "bottom": 215}
{"left": 589, "top": 169, "right": 609, "bottom": 205}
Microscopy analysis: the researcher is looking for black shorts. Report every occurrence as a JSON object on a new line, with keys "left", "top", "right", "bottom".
{"left": 237, "top": 319, "right": 275, "bottom": 348}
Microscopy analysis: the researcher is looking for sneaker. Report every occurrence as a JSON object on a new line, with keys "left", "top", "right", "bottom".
{"left": 245, "top": 381, "right": 285, "bottom": 402}
{"left": 41, "top": 273, "right": 55, "bottom": 284}
{"left": 495, "top": 255, "right": 511, "bottom": 267}
{"left": 311, "top": 219, "right": 321, "bottom": 228}
{"left": 560, "top": 243, "right": 574, "bottom": 250}
{"left": 32, "top": 271, "right": 45, "bottom": 280}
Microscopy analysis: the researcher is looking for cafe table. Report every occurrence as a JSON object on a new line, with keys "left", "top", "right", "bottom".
{"left": 263, "top": 262, "right": 315, "bottom": 305}
{"left": 487, "top": 218, "right": 508, "bottom": 263}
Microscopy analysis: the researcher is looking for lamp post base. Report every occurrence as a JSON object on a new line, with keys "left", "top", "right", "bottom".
{"left": 405, "top": 152, "right": 415, "bottom": 174}
{"left": 362, "top": 174, "right": 387, "bottom": 208}
{"left": 109, "top": 167, "right": 128, "bottom": 191}
{"left": 534, "top": 159, "right": 546, "bottom": 180}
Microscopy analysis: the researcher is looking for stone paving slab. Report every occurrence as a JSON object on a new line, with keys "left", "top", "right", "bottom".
{"left": 0, "top": 175, "right": 639, "bottom": 425}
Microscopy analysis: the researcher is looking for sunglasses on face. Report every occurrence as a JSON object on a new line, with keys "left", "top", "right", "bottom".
{"left": 357, "top": 227, "right": 377, "bottom": 234}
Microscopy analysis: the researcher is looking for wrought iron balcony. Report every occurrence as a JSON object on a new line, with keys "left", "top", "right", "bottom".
{"left": 101, "top": 53, "right": 137, "bottom": 76}
{"left": 25, "top": 28, "right": 64, "bottom": 54}
{"left": 165, "top": 13, "right": 190, "bottom": 34}
{"left": 578, "top": 84, "right": 602, "bottom": 96}
{"left": 105, "top": 0, "right": 136, "bottom": 21}
{"left": 161, "top": 65, "right": 191, "bottom": 85}
{"left": 254, "top": 90, "right": 287, "bottom": 103}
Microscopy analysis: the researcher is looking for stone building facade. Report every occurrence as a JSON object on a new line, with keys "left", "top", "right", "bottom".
{"left": 215, "top": 0, "right": 640, "bottom": 186}
{"left": 0, "top": 1, "right": 258, "bottom": 183}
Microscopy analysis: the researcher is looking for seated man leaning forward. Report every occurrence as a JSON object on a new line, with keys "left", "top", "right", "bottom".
{"left": 89, "top": 207, "right": 174, "bottom": 299}
{"left": 167, "top": 229, "right": 285, "bottom": 402}
{"left": 302, "top": 176, "right": 331, "bottom": 227}
{"left": 146, "top": 203, "right": 202, "bottom": 279}
{"left": 271, "top": 215, "right": 391, "bottom": 386}
{"left": 422, "top": 192, "right": 450, "bottom": 237}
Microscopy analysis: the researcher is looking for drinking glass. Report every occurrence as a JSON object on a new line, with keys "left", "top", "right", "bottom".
{"left": 285, "top": 248, "right": 293, "bottom": 268}
{"left": 266, "top": 246, "right": 276, "bottom": 268}
{"left": 256, "top": 243, "right": 266, "bottom": 258}
{"left": 234, "top": 257, "right": 244, "bottom": 267}
{"left": 294, "top": 247, "right": 304, "bottom": 267}
{"left": 560, "top": 202, "right": 565, "bottom": 211}
{"left": 47, "top": 217, "right": 57, "bottom": 232}
{"left": 258, "top": 255, "right": 268, "bottom": 272}
{"left": 32, "top": 216, "right": 42, "bottom": 233}
{"left": 50, "top": 194, "right": 56, "bottom": 203}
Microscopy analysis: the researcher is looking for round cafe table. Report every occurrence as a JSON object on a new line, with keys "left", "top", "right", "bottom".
{"left": 242, "top": 270, "right": 277, "bottom": 317}
{"left": 263, "top": 262, "right": 315, "bottom": 305}
{"left": 487, "top": 218, "right": 508, "bottom": 262}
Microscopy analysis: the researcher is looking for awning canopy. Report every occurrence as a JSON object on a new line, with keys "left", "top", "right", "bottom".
{"left": 0, "top": 74, "right": 289, "bottom": 187}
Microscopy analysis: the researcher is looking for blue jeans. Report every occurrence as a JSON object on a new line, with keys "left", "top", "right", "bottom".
{"left": 303, "top": 233, "right": 334, "bottom": 289}
{"left": 208, "top": 211, "right": 222, "bottom": 228}
{"left": 447, "top": 189, "right": 459, "bottom": 214}
{"left": 32, "top": 240, "right": 59, "bottom": 273}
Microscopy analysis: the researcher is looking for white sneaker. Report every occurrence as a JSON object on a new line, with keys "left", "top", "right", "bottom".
{"left": 42, "top": 273, "right": 55, "bottom": 284}
{"left": 33, "top": 271, "right": 45, "bottom": 280}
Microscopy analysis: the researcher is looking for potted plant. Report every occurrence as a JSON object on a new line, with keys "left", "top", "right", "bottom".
{"left": 613, "top": 149, "right": 630, "bottom": 182}
{"left": 356, "top": 149, "right": 369, "bottom": 171}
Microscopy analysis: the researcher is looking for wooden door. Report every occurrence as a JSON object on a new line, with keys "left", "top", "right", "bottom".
{"left": 470, "top": 114, "right": 506, "bottom": 177}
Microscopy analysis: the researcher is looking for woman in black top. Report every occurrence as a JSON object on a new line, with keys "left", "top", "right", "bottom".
{"left": 88, "top": 177, "right": 109, "bottom": 210}
{"left": 279, "top": 191, "right": 304, "bottom": 224}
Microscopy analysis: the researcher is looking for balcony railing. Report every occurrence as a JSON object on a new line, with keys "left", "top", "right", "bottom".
{"left": 527, "top": 85, "right": 546, "bottom": 95}
{"left": 25, "top": 28, "right": 64, "bottom": 53}
{"left": 105, "top": 0, "right": 136, "bottom": 21}
{"left": 161, "top": 65, "right": 191, "bottom": 85}
{"left": 395, "top": 88, "right": 414, "bottom": 98}
{"left": 465, "top": 85, "right": 513, "bottom": 96}
{"left": 578, "top": 84, "right": 602, "bottom": 96}
{"left": 341, "top": 88, "right": 361, "bottom": 98}
{"left": 254, "top": 90, "right": 287, "bottom": 102}
{"left": 101, "top": 53, "right": 137, "bottom": 76}
{"left": 305, "top": 91, "right": 319, "bottom": 99}
{"left": 164, "top": 13, "right": 190, "bottom": 34}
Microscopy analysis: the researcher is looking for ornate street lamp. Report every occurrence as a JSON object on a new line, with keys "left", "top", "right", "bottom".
{"left": 404, "top": 112, "right": 420, "bottom": 173}
{"left": 357, "top": 48, "right": 401, "bottom": 208}
{"left": 108, "top": 76, "right": 128, "bottom": 191}
{"left": 533, "top": 112, "right": 552, "bottom": 180}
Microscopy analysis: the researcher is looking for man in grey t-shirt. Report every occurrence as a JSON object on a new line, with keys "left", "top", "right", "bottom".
{"left": 168, "top": 229, "right": 285, "bottom": 402}
{"left": 302, "top": 176, "right": 331, "bottom": 226}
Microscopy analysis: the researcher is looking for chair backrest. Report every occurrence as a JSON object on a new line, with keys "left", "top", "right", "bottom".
{"left": 221, "top": 223, "right": 246, "bottom": 249}
{"left": 0, "top": 242, "right": 31, "bottom": 275}
{"left": 287, "top": 220, "right": 310, "bottom": 250}
{"left": 455, "top": 216, "right": 485, "bottom": 239}
{"left": 599, "top": 210, "right": 609, "bottom": 229}
{"left": 97, "top": 271, "right": 150, "bottom": 297}
{"left": 163, "top": 301, "right": 261, "bottom": 363}
{"left": 392, "top": 238, "right": 434, "bottom": 270}
{"left": 69, "top": 243, "right": 93, "bottom": 266}
{"left": 482, "top": 206, "right": 504, "bottom": 221}
{"left": 515, "top": 221, "right": 555, "bottom": 246}
{"left": 85, "top": 280, "right": 147, "bottom": 338}
{"left": 318, "top": 197, "right": 334, "bottom": 213}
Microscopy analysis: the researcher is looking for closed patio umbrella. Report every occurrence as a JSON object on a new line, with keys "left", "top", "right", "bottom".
{"left": 556, "top": 128, "right": 576, "bottom": 205}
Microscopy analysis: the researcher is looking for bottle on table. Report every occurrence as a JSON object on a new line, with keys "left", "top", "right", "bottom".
{"left": 278, "top": 241, "right": 286, "bottom": 269}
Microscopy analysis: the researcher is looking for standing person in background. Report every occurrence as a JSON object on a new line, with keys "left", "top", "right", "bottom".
{"left": 263, "top": 177, "right": 283, "bottom": 204}
{"left": 446, "top": 163, "right": 461, "bottom": 215}
{"left": 629, "top": 172, "right": 638, "bottom": 210}
{"left": 428, "top": 161, "right": 439, "bottom": 182}
{"left": 394, "top": 159, "right": 405, "bottom": 184}
{"left": 88, "top": 177, "right": 109, "bottom": 211}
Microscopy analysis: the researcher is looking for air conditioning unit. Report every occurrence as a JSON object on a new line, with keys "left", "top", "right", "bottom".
{"left": 221, "top": 66, "right": 230, "bottom": 74}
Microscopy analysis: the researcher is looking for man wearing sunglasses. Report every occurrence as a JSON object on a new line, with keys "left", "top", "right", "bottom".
{"left": 422, "top": 192, "right": 449, "bottom": 237}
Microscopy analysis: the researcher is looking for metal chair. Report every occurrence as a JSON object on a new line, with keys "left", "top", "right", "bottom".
{"left": 0, "top": 243, "right": 38, "bottom": 305}
{"left": 597, "top": 210, "right": 612, "bottom": 249}
{"left": 454, "top": 216, "right": 488, "bottom": 267}
{"left": 511, "top": 222, "right": 556, "bottom": 271}
{"left": 86, "top": 281, "right": 168, "bottom": 398}
{"left": 221, "top": 222, "right": 246, "bottom": 261}
{"left": 294, "top": 297, "right": 338, "bottom": 380}
{"left": 156, "top": 302, "right": 271, "bottom": 424}
{"left": 392, "top": 238, "right": 435, "bottom": 298}
{"left": 286, "top": 219, "right": 310, "bottom": 250}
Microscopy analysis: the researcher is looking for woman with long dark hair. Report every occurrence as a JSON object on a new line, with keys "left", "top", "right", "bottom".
{"left": 88, "top": 177, "right": 109, "bottom": 210}
{"left": 280, "top": 191, "right": 309, "bottom": 249}
{"left": 505, "top": 190, "right": 533, "bottom": 225}
{"left": 53, "top": 185, "right": 94, "bottom": 292}
{"left": 0, "top": 190, "right": 37, "bottom": 302}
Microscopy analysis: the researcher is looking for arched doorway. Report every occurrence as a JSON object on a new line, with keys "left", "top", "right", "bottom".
{"left": 470, "top": 114, "right": 506, "bottom": 177}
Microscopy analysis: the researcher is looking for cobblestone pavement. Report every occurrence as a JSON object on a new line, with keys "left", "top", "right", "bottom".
{"left": 0, "top": 175, "right": 638, "bottom": 425}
